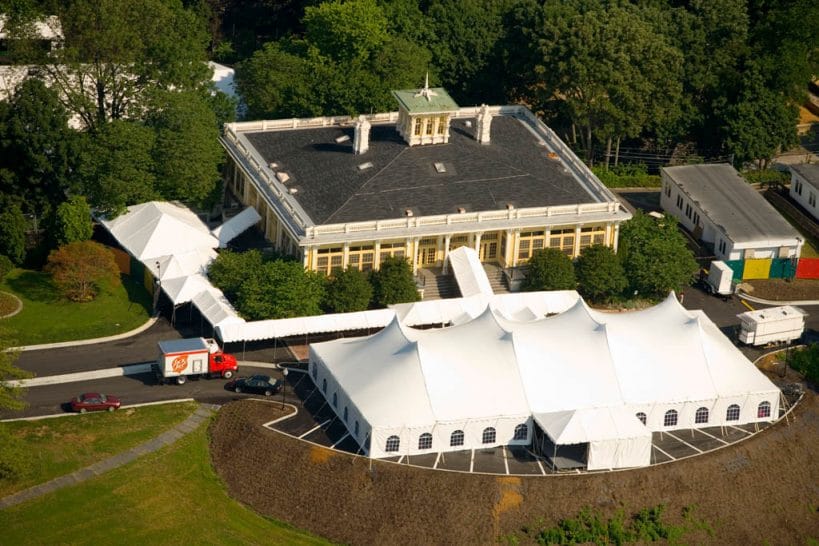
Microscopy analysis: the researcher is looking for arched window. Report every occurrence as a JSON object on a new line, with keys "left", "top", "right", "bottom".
{"left": 343, "top": 406, "right": 348, "bottom": 422}
{"left": 513, "top": 423, "right": 528, "bottom": 441}
{"left": 636, "top": 412, "right": 647, "bottom": 425}
{"left": 695, "top": 407, "right": 709, "bottom": 424}
{"left": 758, "top": 401, "right": 771, "bottom": 418}
{"left": 418, "top": 432, "right": 433, "bottom": 450}
{"left": 482, "top": 427, "right": 496, "bottom": 444}
{"left": 311, "top": 364, "right": 317, "bottom": 380}
{"left": 332, "top": 392, "right": 338, "bottom": 408}
{"left": 322, "top": 378, "right": 327, "bottom": 393}
{"left": 450, "top": 430, "right": 464, "bottom": 447}
{"left": 726, "top": 404, "right": 740, "bottom": 421}
{"left": 385, "top": 435, "right": 400, "bottom": 453}
{"left": 663, "top": 409, "right": 678, "bottom": 427}
{"left": 354, "top": 421, "right": 359, "bottom": 437}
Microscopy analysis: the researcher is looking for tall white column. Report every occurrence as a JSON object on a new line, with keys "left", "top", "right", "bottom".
{"left": 374, "top": 240, "right": 382, "bottom": 268}
{"left": 411, "top": 237, "right": 420, "bottom": 274}
{"left": 342, "top": 243, "right": 350, "bottom": 269}
{"left": 613, "top": 224, "right": 620, "bottom": 253}
{"left": 442, "top": 234, "right": 452, "bottom": 273}
{"left": 573, "top": 226, "right": 582, "bottom": 257}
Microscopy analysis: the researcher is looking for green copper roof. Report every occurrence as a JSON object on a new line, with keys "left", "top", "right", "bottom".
{"left": 392, "top": 87, "right": 459, "bottom": 114}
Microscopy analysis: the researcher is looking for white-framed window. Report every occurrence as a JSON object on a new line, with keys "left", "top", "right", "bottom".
{"left": 418, "top": 432, "right": 433, "bottom": 450}
{"left": 513, "top": 423, "right": 528, "bottom": 441}
{"left": 757, "top": 401, "right": 771, "bottom": 418}
{"left": 719, "top": 239, "right": 727, "bottom": 255}
{"left": 685, "top": 203, "right": 692, "bottom": 219}
{"left": 693, "top": 212, "right": 700, "bottom": 226}
{"left": 795, "top": 180, "right": 803, "bottom": 195}
{"left": 482, "top": 427, "right": 496, "bottom": 444}
{"left": 636, "top": 412, "right": 647, "bottom": 425}
{"left": 450, "top": 430, "right": 464, "bottom": 447}
{"left": 385, "top": 435, "right": 400, "bottom": 453}
{"left": 664, "top": 409, "right": 678, "bottom": 427}
{"left": 726, "top": 404, "right": 740, "bottom": 421}
{"left": 695, "top": 407, "right": 709, "bottom": 424}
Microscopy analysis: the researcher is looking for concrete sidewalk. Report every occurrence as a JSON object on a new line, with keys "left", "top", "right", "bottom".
{"left": 737, "top": 291, "right": 819, "bottom": 307}
{"left": 11, "top": 315, "right": 160, "bottom": 352}
{"left": 0, "top": 404, "right": 218, "bottom": 510}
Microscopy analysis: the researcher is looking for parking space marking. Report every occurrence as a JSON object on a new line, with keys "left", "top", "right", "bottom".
{"left": 397, "top": 455, "right": 405, "bottom": 464}
{"left": 665, "top": 431, "right": 703, "bottom": 453}
{"left": 469, "top": 449, "right": 475, "bottom": 473}
{"left": 502, "top": 446, "right": 510, "bottom": 475}
{"left": 535, "top": 457, "right": 546, "bottom": 475}
{"left": 696, "top": 428, "right": 729, "bottom": 445}
{"left": 433, "top": 452, "right": 441, "bottom": 470}
{"left": 331, "top": 433, "right": 350, "bottom": 449}
{"left": 299, "top": 419, "right": 332, "bottom": 439}
{"left": 740, "top": 299, "right": 755, "bottom": 311}
{"left": 653, "top": 444, "right": 675, "bottom": 461}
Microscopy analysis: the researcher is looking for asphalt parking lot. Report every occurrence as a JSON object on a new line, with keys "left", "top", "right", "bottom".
{"left": 266, "top": 367, "right": 781, "bottom": 476}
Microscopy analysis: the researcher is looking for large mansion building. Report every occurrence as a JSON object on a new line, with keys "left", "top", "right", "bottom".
{"left": 219, "top": 83, "right": 631, "bottom": 275}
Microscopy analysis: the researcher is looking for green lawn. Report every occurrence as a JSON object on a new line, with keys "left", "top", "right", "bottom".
{"left": 0, "top": 422, "right": 331, "bottom": 546}
{"left": 0, "top": 269, "right": 152, "bottom": 345}
{"left": 0, "top": 401, "right": 199, "bottom": 498}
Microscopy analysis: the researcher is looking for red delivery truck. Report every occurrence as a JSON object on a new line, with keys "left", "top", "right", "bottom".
{"left": 153, "top": 338, "right": 238, "bottom": 385}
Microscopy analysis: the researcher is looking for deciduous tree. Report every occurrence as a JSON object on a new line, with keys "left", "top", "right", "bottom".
{"left": 324, "top": 267, "right": 372, "bottom": 313}
{"left": 0, "top": 203, "right": 28, "bottom": 266}
{"left": 54, "top": 195, "right": 93, "bottom": 245}
{"left": 45, "top": 240, "right": 119, "bottom": 302}
{"left": 618, "top": 211, "right": 698, "bottom": 299}
{"left": 370, "top": 256, "right": 419, "bottom": 307}
{"left": 236, "top": 260, "right": 324, "bottom": 320}
{"left": 521, "top": 248, "right": 576, "bottom": 292}
{"left": 575, "top": 244, "right": 627, "bottom": 304}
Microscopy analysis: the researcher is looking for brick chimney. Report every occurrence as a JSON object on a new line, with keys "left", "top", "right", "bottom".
{"left": 353, "top": 115, "right": 370, "bottom": 155}
{"left": 476, "top": 104, "right": 492, "bottom": 144}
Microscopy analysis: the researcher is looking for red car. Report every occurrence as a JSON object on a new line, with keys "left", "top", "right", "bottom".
{"left": 70, "top": 393, "right": 122, "bottom": 413}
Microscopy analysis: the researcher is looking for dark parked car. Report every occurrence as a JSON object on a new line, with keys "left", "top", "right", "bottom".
{"left": 227, "top": 375, "right": 281, "bottom": 396}
{"left": 70, "top": 393, "right": 122, "bottom": 413}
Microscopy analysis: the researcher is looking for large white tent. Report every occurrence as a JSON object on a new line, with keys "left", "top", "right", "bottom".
{"left": 309, "top": 294, "right": 781, "bottom": 469}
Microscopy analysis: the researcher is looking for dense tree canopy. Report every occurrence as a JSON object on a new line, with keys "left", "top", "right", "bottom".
{"left": 618, "top": 211, "right": 698, "bottom": 299}
{"left": 370, "top": 256, "right": 419, "bottom": 307}
{"left": 521, "top": 249, "right": 576, "bottom": 292}
{"left": 54, "top": 195, "right": 93, "bottom": 245}
{"left": 324, "top": 267, "right": 373, "bottom": 313}
{"left": 574, "top": 244, "right": 627, "bottom": 304}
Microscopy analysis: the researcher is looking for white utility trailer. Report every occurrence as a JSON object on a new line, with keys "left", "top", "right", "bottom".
{"left": 737, "top": 305, "right": 807, "bottom": 346}
{"left": 704, "top": 261, "right": 734, "bottom": 297}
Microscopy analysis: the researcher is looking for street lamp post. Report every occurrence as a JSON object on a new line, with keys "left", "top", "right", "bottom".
{"left": 153, "top": 260, "right": 161, "bottom": 314}
{"left": 281, "top": 368, "right": 289, "bottom": 409}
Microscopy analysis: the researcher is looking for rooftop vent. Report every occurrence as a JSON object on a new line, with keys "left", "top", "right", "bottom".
{"left": 288, "top": 187, "right": 298, "bottom": 195}
{"left": 358, "top": 162, "right": 374, "bottom": 171}
{"left": 269, "top": 162, "right": 278, "bottom": 169}
{"left": 465, "top": 120, "right": 472, "bottom": 128}
{"left": 335, "top": 134, "right": 350, "bottom": 143}
{"left": 405, "top": 209, "right": 414, "bottom": 217}
{"left": 547, "top": 152, "right": 559, "bottom": 160}
{"left": 276, "top": 172, "right": 290, "bottom": 184}
{"left": 506, "top": 203, "right": 515, "bottom": 210}
{"left": 457, "top": 207, "right": 466, "bottom": 214}
{"left": 434, "top": 162, "right": 447, "bottom": 173}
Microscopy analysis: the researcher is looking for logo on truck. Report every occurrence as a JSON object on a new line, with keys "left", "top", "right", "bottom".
{"left": 171, "top": 355, "right": 188, "bottom": 374}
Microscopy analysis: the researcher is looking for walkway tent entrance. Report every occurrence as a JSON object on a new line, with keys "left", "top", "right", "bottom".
{"left": 533, "top": 407, "right": 652, "bottom": 471}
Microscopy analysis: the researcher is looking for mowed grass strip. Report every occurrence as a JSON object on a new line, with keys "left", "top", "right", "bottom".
{"left": 0, "top": 269, "right": 152, "bottom": 345}
{"left": 0, "top": 423, "right": 331, "bottom": 546}
{"left": 0, "top": 401, "right": 199, "bottom": 498}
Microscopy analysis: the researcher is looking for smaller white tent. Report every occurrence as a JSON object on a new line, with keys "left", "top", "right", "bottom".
{"left": 191, "top": 287, "right": 244, "bottom": 329}
{"left": 101, "top": 201, "right": 218, "bottom": 260}
{"left": 211, "top": 206, "right": 261, "bottom": 248}
{"left": 161, "top": 273, "right": 213, "bottom": 305}
{"left": 154, "top": 249, "right": 217, "bottom": 281}
{"left": 534, "top": 407, "right": 652, "bottom": 470}
{"left": 447, "top": 247, "right": 493, "bottom": 297}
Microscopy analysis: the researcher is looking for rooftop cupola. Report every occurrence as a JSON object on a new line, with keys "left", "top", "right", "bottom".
{"left": 392, "top": 73, "right": 459, "bottom": 147}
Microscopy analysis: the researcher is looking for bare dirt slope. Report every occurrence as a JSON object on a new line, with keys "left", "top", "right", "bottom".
{"left": 210, "top": 397, "right": 819, "bottom": 545}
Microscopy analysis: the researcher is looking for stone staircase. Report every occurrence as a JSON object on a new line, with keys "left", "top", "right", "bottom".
{"left": 483, "top": 263, "right": 510, "bottom": 294}
{"left": 417, "top": 268, "right": 461, "bottom": 300}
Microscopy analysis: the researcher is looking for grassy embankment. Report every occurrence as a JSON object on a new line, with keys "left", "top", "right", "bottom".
{"left": 0, "top": 269, "right": 152, "bottom": 345}
{"left": 0, "top": 401, "right": 199, "bottom": 498}
{"left": 0, "top": 419, "right": 329, "bottom": 545}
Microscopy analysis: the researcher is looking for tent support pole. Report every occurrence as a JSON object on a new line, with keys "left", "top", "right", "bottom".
{"left": 242, "top": 340, "right": 246, "bottom": 361}
{"left": 273, "top": 337, "right": 277, "bottom": 362}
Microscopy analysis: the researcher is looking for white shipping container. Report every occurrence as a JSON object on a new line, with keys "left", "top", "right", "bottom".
{"left": 737, "top": 306, "right": 807, "bottom": 345}
{"left": 707, "top": 261, "right": 734, "bottom": 295}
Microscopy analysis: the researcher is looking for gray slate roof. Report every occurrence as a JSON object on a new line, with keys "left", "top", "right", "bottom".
{"left": 244, "top": 116, "right": 597, "bottom": 225}
{"left": 663, "top": 164, "right": 799, "bottom": 244}
{"left": 790, "top": 163, "right": 819, "bottom": 188}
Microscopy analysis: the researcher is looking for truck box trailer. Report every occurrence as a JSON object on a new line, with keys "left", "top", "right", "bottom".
{"left": 737, "top": 305, "right": 807, "bottom": 346}
{"left": 705, "top": 260, "right": 734, "bottom": 297}
{"left": 154, "top": 338, "right": 238, "bottom": 385}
